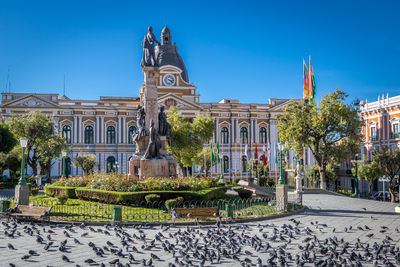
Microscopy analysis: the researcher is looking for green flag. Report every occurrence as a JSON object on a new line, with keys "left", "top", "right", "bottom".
{"left": 216, "top": 141, "right": 220, "bottom": 163}
{"left": 211, "top": 143, "right": 215, "bottom": 163}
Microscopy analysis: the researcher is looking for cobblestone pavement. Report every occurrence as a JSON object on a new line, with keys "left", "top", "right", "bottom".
{"left": 0, "top": 193, "right": 399, "bottom": 267}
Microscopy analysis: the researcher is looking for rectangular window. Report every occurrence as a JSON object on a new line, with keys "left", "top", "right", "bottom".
{"left": 370, "top": 127, "right": 376, "bottom": 141}
{"left": 393, "top": 124, "right": 399, "bottom": 139}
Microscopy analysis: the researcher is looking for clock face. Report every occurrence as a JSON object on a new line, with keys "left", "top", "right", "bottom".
{"left": 163, "top": 74, "right": 175, "bottom": 86}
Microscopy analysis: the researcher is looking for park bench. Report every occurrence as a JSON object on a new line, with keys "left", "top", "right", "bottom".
{"left": 173, "top": 207, "right": 220, "bottom": 219}
{"left": 8, "top": 205, "right": 52, "bottom": 221}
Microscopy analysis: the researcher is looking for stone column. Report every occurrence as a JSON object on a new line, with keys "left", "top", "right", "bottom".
{"left": 142, "top": 67, "right": 160, "bottom": 134}
{"left": 73, "top": 116, "right": 77, "bottom": 143}
{"left": 122, "top": 116, "right": 126, "bottom": 143}
{"left": 276, "top": 184, "right": 288, "bottom": 211}
{"left": 101, "top": 117, "right": 105, "bottom": 143}
{"left": 216, "top": 118, "right": 219, "bottom": 144}
{"left": 96, "top": 116, "right": 100, "bottom": 144}
{"left": 78, "top": 116, "right": 82, "bottom": 143}
{"left": 118, "top": 116, "right": 122, "bottom": 144}
{"left": 235, "top": 119, "right": 239, "bottom": 143}
{"left": 15, "top": 185, "right": 29, "bottom": 205}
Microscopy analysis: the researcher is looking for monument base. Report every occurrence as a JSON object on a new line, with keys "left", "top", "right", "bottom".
{"left": 15, "top": 185, "right": 30, "bottom": 205}
{"left": 128, "top": 155, "right": 177, "bottom": 179}
{"left": 276, "top": 184, "right": 288, "bottom": 211}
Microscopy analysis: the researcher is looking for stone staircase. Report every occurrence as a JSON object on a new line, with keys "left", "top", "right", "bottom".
{"left": 238, "top": 180, "right": 275, "bottom": 197}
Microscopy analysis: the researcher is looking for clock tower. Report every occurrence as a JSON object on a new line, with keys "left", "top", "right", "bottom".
{"left": 139, "top": 26, "right": 201, "bottom": 109}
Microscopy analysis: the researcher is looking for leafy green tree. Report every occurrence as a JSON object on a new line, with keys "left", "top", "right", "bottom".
{"left": 168, "top": 107, "right": 215, "bottom": 175}
{"left": 0, "top": 146, "right": 21, "bottom": 181}
{"left": 194, "top": 147, "right": 212, "bottom": 177}
{"left": 0, "top": 123, "right": 17, "bottom": 154}
{"left": 373, "top": 146, "right": 400, "bottom": 202}
{"left": 353, "top": 161, "right": 384, "bottom": 199}
{"left": 72, "top": 153, "right": 97, "bottom": 175}
{"left": 277, "top": 89, "right": 362, "bottom": 189}
{"left": 6, "top": 111, "right": 67, "bottom": 176}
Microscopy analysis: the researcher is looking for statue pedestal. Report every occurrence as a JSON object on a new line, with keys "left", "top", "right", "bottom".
{"left": 276, "top": 184, "right": 288, "bottom": 212}
{"left": 15, "top": 185, "right": 30, "bottom": 205}
{"left": 140, "top": 159, "right": 169, "bottom": 179}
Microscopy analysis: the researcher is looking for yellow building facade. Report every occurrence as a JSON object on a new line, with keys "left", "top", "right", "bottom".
{"left": 0, "top": 26, "right": 295, "bottom": 180}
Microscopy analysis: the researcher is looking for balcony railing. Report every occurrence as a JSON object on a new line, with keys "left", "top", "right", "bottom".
{"left": 370, "top": 136, "right": 377, "bottom": 141}
{"left": 391, "top": 132, "right": 399, "bottom": 139}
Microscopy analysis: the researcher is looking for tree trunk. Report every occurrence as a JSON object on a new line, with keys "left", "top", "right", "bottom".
{"left": 319, "top": 165, "right": 327, "bottom": 190}
{"left": 368, "top": 181, "right": 373, "bottom": 199}
{"left": 389, "top": 179, "right": 395, "bottom": 203}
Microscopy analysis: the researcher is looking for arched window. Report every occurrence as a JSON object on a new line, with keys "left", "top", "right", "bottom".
{"left": 223, "top": 156, "right": 229, "bottom": 173}
{"left": 62, "top": 125, "right": 71, "bottom": 144}
{"left": 128, "top": 126, "right": 137, "bottom": 144}
{"left": 240, "top": 127, "right": 248, "bottom": 144}
{"left": 221, "top": 127, "right": 229, "bottom": 144}
{"left": 242, "top": 156, "right": 247, "bottom": 173}
{"left": 259, "top": 127, "right": 267, "bottom": 144}
{"left": 84, "top": 125, "right": 94, "bottom": 144}
{"left": 107, "top": 126, "right": 116, "bottom": 144}
{"left": 106, "top": 156, "right": 116, "bottom": 173}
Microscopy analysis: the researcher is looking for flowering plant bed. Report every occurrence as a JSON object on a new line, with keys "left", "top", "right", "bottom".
{"left": 52, "top": 172, "right": 216, "bottom": 192}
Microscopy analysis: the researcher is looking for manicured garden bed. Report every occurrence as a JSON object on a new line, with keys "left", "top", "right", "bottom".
{"left": 18, "top": 195, "right": 294, "bottom": 223}
{"left": 44, "top": 185, "right": 227, "bottom": 204}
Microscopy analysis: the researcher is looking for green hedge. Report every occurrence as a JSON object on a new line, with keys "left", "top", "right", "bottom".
{"left": 44, "top": 185, "right": 77, "bottom": 198}
{"left": 74, "top": 186, "right": 227, "bottom": 204}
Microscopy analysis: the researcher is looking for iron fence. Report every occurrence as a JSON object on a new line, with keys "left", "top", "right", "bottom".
{"left": 2, "top": 194, "right": 304, "bottom": 223}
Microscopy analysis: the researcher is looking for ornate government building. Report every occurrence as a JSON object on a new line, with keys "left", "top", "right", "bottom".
{"left": 0, "top": 26, "right": 295, "bottom": 180}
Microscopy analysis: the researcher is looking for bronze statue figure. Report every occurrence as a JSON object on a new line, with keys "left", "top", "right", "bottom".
{"left": 133, "top": 105, "right": 146, "bottom": 142}
{"left": 158, "top": 106, "right": 171, "bottom": 138}
{"left": 143, "top": 119, "right": 160, "bottom": 159}
{"left": 141, "top": 26, "right": 160, "bottom": 67}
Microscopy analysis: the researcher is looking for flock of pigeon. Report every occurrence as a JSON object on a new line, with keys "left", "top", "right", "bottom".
{"left": 1, "top": 216, "right": 399, "bottom": 266}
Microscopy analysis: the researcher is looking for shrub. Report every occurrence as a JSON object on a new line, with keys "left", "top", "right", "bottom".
{"left": 57, "top": 195, "right": 68, "bottom": 205}
{"left": 76, "top": 188, "right": 133, "bottom": 204}
{"left": 145, "top": 194, "right": 161, "bottom": 204}
{"left": 30, "top": 188, "right": 39, "bottom": 196}
{"left": 175, "top": 196, "right": 184, "bottom": 203}
{"left": 165, "top": 199, "right": 177, "bottom": 210}
{"left": 44, "top": 185, "right": 77, "bottom": 198}
{"left": 236, "top": 188, "right": 253, "bottom": 199}
{"left": 74, "top": 187, "right": 228, "bottom": 204}
{"left": 53, "top": 176, "right": 91, "bottom": 187}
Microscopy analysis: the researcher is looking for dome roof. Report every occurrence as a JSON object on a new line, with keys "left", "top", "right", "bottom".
{"left": 155, "top": 27, "right": 189, "bottom": 82}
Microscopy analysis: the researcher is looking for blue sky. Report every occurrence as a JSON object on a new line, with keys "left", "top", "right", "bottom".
{"left": 0, "top": 0, "right": 399, "bottom": 104}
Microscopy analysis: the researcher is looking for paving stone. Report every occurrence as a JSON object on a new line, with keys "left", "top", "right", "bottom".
{"left": 0, "top": 193, "right": 399, "bottom": 266}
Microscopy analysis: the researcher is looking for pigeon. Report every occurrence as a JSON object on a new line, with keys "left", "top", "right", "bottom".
{"left": 21, "top": 255, "right": 31, "bottom": 260}
{"left": 84, "top": 258, "right": 96, "bottom": 264}
{"left": 7, "top": 243, "right": 15, "bottom": 250}
{"left": 62, "top": 255, "right": 70, "bottom": 262}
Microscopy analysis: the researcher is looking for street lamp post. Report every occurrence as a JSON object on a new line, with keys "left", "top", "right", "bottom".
{"left": 351, "top": 154, "right": 361, "bottom": 197}
{"left": 276, "top": 141, "right": 288, "bottom": 211}
{"left": 18, "top": 137, "right": 28, "bottom": 185}
{"left": 15, "top": 137, "right": 30, "bottom": 205}
{"left": 61, "top": 150, "right": 67, "bottom": 178}
{"left": 115, "top": 161, "right": 119, "bottom": 174}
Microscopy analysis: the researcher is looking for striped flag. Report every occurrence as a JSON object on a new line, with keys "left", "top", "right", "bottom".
{"left": 309, "top": 56, "right": 316, "bottom": 103}
{"left": 254, "top": 142, "right": 258, "bottom": 165}
{"left": 275, "top": 143, "right": 278, "bottom": 164}
{"left": 245, "top": 139, "right": 249, "bottom": 161}
{"left": 303, "top": 59, "right": 309, "bottom": 102}
{"left": 262, "top": 143, "right": 267, "bottom": 166}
